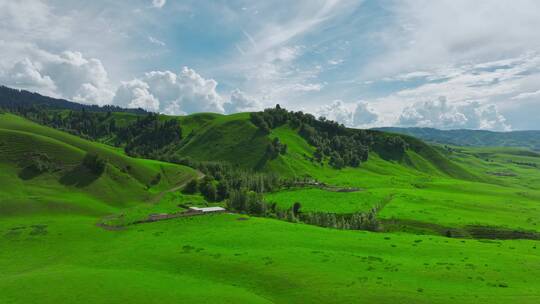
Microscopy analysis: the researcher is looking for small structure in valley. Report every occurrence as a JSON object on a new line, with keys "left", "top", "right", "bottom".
{"left": 188, "top": 206, "right": 226, "bottom": 214}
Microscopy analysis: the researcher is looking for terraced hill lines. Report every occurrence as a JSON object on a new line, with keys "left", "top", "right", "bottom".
{"left": 0, "top": 113, "right": 197, "bottom": 217}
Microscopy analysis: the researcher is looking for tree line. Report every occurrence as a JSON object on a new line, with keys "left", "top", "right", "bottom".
{"left": 6, "top": 106, "right": 183, "bottom": 159}
{"left": 172, "top": 157, "right": 282, "bottom": 202}
{"left": 224, "top": 186, "right": 380, "bottom": 231}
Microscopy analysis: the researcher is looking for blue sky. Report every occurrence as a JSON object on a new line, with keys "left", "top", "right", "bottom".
{"left": 1, "top": 0, "right": 540, "bottom": 130}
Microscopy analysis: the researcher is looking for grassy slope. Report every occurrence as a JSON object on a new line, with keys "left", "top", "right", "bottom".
{"left": 2, "top": 214, "right": 540, "bottom": 304}
{"left": 176, "top": 113, "right": 270, "bottom": 169}
{"left": 0, "top": 113, "right": 197, "bottom": 217}
{"left": 2, "top": 112, "right": 540, "bottom": 303}
{"left": 262, "top": 125, "right": 540, "bottom": 233}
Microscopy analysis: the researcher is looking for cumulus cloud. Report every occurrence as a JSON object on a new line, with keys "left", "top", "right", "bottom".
{"left": 317, "top": 100, "right": 355, "bottom": 126}
{"left": 112, "top": 67, "right": 224, "bottom": 114}
{"left": 43, "top": 51, "right": 111, "bottom": 102}
{"left": 113, "top": 79, "right": 159, "bottom": 111}
{"left": 0, "top": 50, "right": 114, "bottom": 105}
{"left": 73, "top": 83, "right": 114, "bottom": 106}
{"left": 353, "top": 102, "right": 378, "bottom": 125}
{"left": 317, "top": 100, "right": 379, "bottom": 127}
{"left": 3, "top": 58, "right": 56, "bottom": 95}
{"left": 398, "top": 97, "right": 510, "bottom": 131}
{"left": 152, "top": 0, "right": 166, "bottom": 9}
{"left": 224, "top": 89, "right": 263, "bottom": 113}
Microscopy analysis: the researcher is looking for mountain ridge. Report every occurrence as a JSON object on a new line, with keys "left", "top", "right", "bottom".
{"left": 376, "top": 126, "right": 540, "bottom": 150}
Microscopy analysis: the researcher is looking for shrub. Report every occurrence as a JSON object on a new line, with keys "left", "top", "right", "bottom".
{"left": 25, "top": 152, "right": 54, "bottom": 173}
{"left": 82, "top": 152, "right": 106, "bottom": 175}
{"left": 200, "top": 179, "right": 218, "bottom": 201}
{"left": 292, "top": 202, "right": 302, "bottom": 217}
{"left": 183, "top": 179, "right": 199, "bottom": 194}
{"left": 150, "top": 173, "right": 161, "bottom": 186}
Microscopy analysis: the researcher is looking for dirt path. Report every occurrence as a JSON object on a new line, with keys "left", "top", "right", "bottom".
{"left": 150, "top": 171, "right": 205, "bottom": 204}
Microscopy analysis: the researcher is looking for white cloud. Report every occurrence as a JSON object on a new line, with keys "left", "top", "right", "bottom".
{"left": 217, "top": 1, "right": 360, "bottom": 110}
{"left": 317, "top": 100, "right": 352, "bottom": 125}
{"left": 148, "top": 36, "right": 166, "bottom": 46}
{"left": 113, "top": 79, "right": 159, "bottom": 111}
{"left": 328, "top": 59, "right": 344, "bottom": 65}
{"left": 73, "top": 83, "right": 115, "bottom": 106}
{"left": 363, "top": 53, "right": 540, "bottom": 130}
{"left": 2, "top": 58, "right": 56, "bottom": 95}
{"left": 511, "top": 89, "right": 540, "bottom": 100}
{"left": 113, "top": 67, "right": 224, "bottom": 115}
{"left": 152, "top": 0, "right": 166, "bottom": 9}
{"left": 369, "top": 0, "right": 540, "bottom": 78}
{"left": 397, "top": 97, "right": 510, "bottom": 131}
{"left": 171, "top": 67, "right": 223, "bottom": 114}
{"left": 247, "top": 1, "right": 357, "bottom": 54}
{"left": 43, "top": 51, "right": 111, "bottom": 101}
{"left": 224, "top": 89, "right": 263, "bottom": 113}
{"left": 353, "top": 102, "right": 378, "bottom": 126}
{"left": 1, "top": 50, "right": 114, "bottom": 105}
{"left": 0, "top": 0, "right": 71, "bottom": 44}
{"left": 317, "top": 100, "right": 379, "bottom": 127}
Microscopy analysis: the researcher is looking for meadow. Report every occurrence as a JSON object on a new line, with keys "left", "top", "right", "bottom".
{"left": 2, "top": 214, "right": 539, "bottom": 304}
{"left": 1, "top": 111, "right": 540, "bottom": 303}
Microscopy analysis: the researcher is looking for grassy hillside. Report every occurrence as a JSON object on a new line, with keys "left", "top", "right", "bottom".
{"left": 172, "top": 113, "right": 476, "bottom": 180}
{"left": 175, "top": 113, "right": 271, "bottom": 169}
{"left": 259, "top": 124, "right": 540, "bottom": 235}
{"left": 0, "top": 113, "right": 197, "bottom": 217}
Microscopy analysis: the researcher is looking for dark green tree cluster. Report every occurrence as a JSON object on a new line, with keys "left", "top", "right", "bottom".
{"left": 119, "top": 114, "right": 182, "bottom": 157}
{"left": 371, "top": 133, "right": 409, "bottom": 161}
{"left": 48, "top": 109, "right": 116, "bottom": 140}
{"left": 226, "top": 190, "right": 268, "bottom": 215}
{"left": 250, "top": 105, "right": 372, "bottom": 168}
{"left": 265, "top": 137, "right": 287, "bottom": 160}
{"left": 82, "top": 152, "right": 107, "bottom": 175}
{"left": 198, "top": 177, "right": 218, "bottom": 201}
{"left": 7, "top": 104, "right": 184, "bottom": 159}
{"left": 299, "top": 208, "right": 379, "bottom": 231}
{"left": 176, "top": 157, "right": 281, "bottom": 202}
{"left": 24, "top": 152, "right": 55, "bottom": 173}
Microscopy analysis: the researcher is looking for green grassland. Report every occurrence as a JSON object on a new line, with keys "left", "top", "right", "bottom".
{"left": 265, "top": 188, "right": 389, "bottom": 214}
{"left": 258, "top": 123, "right": 540, "bottom": 235}
{"left": 1, "top": 111, "right": 540, "bottom": 303}
{"left": 2, "top": 214, "right": 539, "bottom": 304}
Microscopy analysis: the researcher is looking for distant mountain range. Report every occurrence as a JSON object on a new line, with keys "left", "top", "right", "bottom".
{"left": 376, "top": 127, "right": 540, "bottom": 151}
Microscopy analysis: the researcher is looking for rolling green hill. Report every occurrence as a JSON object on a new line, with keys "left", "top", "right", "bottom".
{"left": 170, "top": 112, "right": 477, "bottom": 181}
{"left": 175, "top": 112, "right": 271, "bottom": 169}
{"left": 151, "top": 111, "right": 540, "bottom": 236}
{"left": 0, "top": 113, "right": 197, "bottom": 217}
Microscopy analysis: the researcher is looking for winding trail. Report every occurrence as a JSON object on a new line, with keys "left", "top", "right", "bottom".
{"left": 150, "top": 171, "right": 205, "bottom": 204}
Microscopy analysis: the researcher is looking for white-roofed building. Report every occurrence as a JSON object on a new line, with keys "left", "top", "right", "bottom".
{"left": 188, "top": 206, "right": 226, "bottom": 214}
